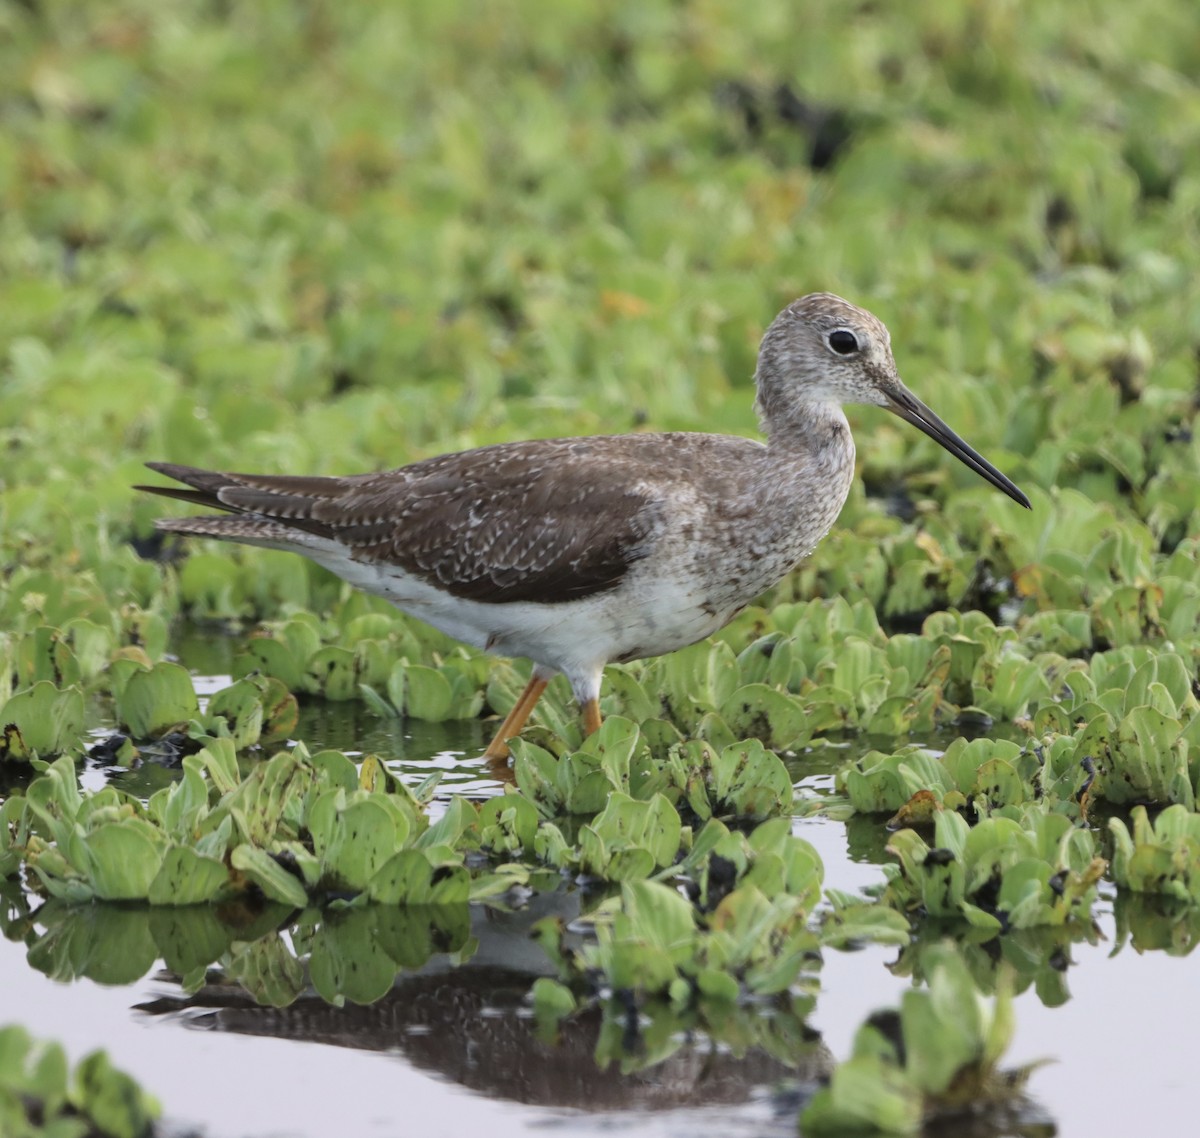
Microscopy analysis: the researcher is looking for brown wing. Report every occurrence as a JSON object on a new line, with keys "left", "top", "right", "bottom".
{"left": 139, "top": 437, "right": 663, "bottom": 605}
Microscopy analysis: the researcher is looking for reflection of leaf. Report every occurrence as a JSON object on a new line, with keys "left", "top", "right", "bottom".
{"left": 821, "top": 897, "right": 911, "bottom": 949}
{"left": 585, "top": 881, "right": 697, "bottom": 993}
{"left": 224, "top": 934, "right": 306, "bottom": 1008}
{"left": 309, "top": 909, "right": 399, "bottom": 1006}
{"left": 1113, "top": 890, "right": 1200, "bottom": 957}
{"left": 891, "top": 922, "right": 1087, "bottom": 1009}
{"left": 531, "top": 977, "right": 576, "bottom": 1040}
{"left": 28, "top": 904, "right": 158, "bottom": 986}
{"left": 148, "top": 906, "right": 235, "bottom": 975}
{"left": 372, "top": 904, "right": 471, "bottom": 969}
{"left": 0, "top": 879, "right": 35, "bottom": 941}
{"left": 590, "top": 990, "right": 822, "bottom": 1076}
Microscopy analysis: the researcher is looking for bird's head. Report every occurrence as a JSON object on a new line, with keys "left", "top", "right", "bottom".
{"left": 756, "top": 292, "right": 1030, "bottom": 509}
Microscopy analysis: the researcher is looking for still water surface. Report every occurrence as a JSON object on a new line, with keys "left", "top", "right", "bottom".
{"left": 4, "top": 662, "right": 1198, "bottom": 1137}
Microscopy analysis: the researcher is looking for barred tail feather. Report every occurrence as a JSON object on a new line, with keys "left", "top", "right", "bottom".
{"left": 153, "top": 515, "right": 307, "bottom": 549}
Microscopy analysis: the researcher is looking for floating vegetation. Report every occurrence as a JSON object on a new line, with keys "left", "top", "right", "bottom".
{"left": 510, "top": 716, "right": 794, "bottom": 821}
{"left": 533, "top": 817, "right": 906, "bottom": 1007}
{"left": 1109, "top": 805, "right": 1200, "bottom": 904}
{"left": 0, "top": 1024, "right": 159, "bottom": 1138}
{"left": 801, "top": 945, "right": 1040, "bottom": 1136}
{"left": 9, "top": 742, "right": 513, "bottom": 907}
{"left": 883, "top": 809, "right": 1105, "bottom": 931}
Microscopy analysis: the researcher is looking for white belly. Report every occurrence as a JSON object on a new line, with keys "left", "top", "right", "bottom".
{"left": 298, "top": 536, "right": 735, "bottom": 683}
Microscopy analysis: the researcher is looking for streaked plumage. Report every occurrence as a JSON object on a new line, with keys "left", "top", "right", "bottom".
{"left": 140, "top": 294, "right": 1029, "bottom": 760}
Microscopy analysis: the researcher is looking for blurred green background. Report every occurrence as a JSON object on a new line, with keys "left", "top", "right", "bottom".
{"left": 1, "top": 0, "right": 1197, "bottom": 626}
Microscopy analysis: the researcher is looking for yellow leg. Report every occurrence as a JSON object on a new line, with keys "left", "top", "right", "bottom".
{"left": 483, "top": 676, "right": 549, "bottom": 762}
{"left": 581, "top": 697, "right": 602, "bottom": 737}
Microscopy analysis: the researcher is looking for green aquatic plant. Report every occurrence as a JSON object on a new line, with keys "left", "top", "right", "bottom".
{"left": 1104, "top": 712, "right": 1200, "bottom": 809}
{"left": 0, "top": 1024, "right": 159, "bottom": 1138}
{"left": 111, "top": 659, "right": 298, "bottom": 750}
{"left": 510, "top": 716, "right": 795, "bottom": 821}
{"left": 7, "top": 725, "right": 799, "bottom": 912}
{"left": 120, "top": 576, "right": 1190, "bottom": 753}
{"left": 10, "top": 742, "right": 523, "bottom": 906}
{"left": 1109, "top": 804, "right": 1200, "bottom": 904}
{"left": 1033, "top": 651, "right": 1199, "bottom": 809}
{"left": 493, "top": 746, "right": 823, "bottom": 895}
{"left": 572, "top": 791, "right": 683, "bottom": 881}
{"left": 842, "top": 649, "right": 1200, "bottom": 819}
{"left": 3, "top": 5, "right": 1200, "bottom": 1136}
{"left": 510, "top": 716, "right": 647, "bottom": 816}
{"left": 839, "top": 737, "right": 1040, "bottom": 818}
{"left": 801, "top": 945, "right": 1038, "bottom": 1136}
{"left": 883, "top": 808, "right": 1104, "bottom": 931}
{"left": 560, "top": 877, "right": 822, "bottom": 1001}
{"left": 0, "top": 681, "right": 86, "bottom": 764}
{"left": 533, "top": 817, "right": 906, "bottom": 1003}
{"left": 112, "top": 660, "right": 200, "bottom": 739}
{"left": 1, "top": 798, "right": 24, "bottom": 878}
{"left": 239, "top": 607, "right": 490, "bottom": 718}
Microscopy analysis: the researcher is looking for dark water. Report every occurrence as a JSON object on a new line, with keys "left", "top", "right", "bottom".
{"left": 4, "top": 647, "right": 1199, "bottom": 1136}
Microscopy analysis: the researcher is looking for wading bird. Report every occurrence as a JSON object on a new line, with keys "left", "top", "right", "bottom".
{"left": 140, "top": 294, "right": 1029, "bottom": 761}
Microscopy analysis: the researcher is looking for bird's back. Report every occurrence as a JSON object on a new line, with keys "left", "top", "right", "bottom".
{"left": 142, "top": 431, "right": 785, "bottom": 607}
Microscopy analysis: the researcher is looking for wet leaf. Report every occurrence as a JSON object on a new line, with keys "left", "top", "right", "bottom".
{"left": 116, "top": 662, "right": 200, "bottom": 739}
{"left": 147, "top": 847, "right": 230, "bottom": 906}
{"left": 230, "top": 845, "right": 308, "bottom": 908}
{"left": 0, "top": 681, "right": 86, "bottom": 761}
{"left": 72, "top": 1049, "right": 160, "bottom": 1138}
{"left": 83, "top": 821, "right": 167, "bottom": 902}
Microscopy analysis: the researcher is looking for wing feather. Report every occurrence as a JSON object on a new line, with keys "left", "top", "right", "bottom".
{"left": 140, "top": 439, "right": 663, "bottom": 604}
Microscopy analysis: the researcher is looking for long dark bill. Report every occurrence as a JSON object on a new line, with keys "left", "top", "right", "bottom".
{"left": 886, "top": 387, "right": 1031, "bottom": 509}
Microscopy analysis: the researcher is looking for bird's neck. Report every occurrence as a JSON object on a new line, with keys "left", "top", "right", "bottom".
{"left": 757, "top": 392, "right": 853, "bottom": 460}
{"left": 753, "top": 348, "right": 854, "bottom": 456}
{"left": 748, "top": 393, "right": 856, "bottom": 539}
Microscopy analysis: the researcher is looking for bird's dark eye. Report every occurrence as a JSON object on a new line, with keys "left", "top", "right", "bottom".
{"left": 828, "top": 330, "right": 859, "bottom": 355}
